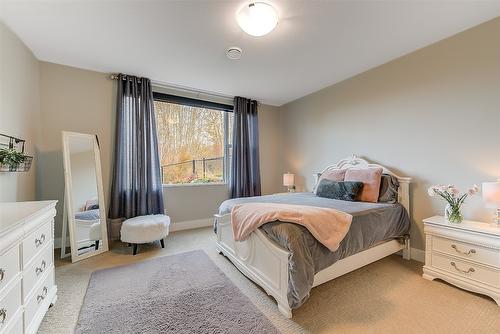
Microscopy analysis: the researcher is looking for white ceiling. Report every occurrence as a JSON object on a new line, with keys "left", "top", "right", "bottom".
{"left": 1, "top": 1, "right": 500, "bottom": 106}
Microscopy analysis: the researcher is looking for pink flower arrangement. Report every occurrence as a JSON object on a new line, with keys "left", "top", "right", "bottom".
{"left": 428, "top": 184, "right": 479, "bottom": 223}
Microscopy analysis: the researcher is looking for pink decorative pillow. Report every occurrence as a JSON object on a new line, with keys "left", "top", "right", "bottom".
{"left": 344, "top": 168, "right": 383, "bottom": 203}
{"left": 314, "top": 169, "right": 346, "bottom": 194}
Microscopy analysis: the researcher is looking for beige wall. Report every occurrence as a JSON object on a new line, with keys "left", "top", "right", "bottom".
{"left": 259, "top": 104, "right": 283, "bottom": 195}
{"left": 38, "top": 62, "right": 115, "bottom": 237}
{"left": 0, "top": 22, "right": 40, "bottom": 202}
{"left": 280, "top": 17, "right": 500, "bottom": 250}
{"left": 37, "top": 62, "right": 282, "bottom": 237}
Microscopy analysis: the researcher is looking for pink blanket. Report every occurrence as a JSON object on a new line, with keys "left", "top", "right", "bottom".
{"left": 231, "top": 203, "right": 353, "bottom": 252}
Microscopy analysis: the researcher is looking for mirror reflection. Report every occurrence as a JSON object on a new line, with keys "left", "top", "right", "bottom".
{"left": 69, "top": 136, "right": 101, "bottom": 255}
{"left": 63, "top": 132, "right": 108, "bottom": 261}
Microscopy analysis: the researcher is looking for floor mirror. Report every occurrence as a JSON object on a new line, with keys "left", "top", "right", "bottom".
{"left": 62, "top": 131, "right": 109, "bottom": 262}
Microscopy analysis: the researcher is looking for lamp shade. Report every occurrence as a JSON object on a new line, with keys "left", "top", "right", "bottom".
{"left": 283, "top": 173, "right": 294, "bottom": 187}
{"left": 482, "top": 181, "right": 500, "bottom": 208}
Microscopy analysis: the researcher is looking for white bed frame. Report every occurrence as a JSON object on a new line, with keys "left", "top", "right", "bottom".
{"left": 215, "top": 155, "right": 412, "bottom": 318}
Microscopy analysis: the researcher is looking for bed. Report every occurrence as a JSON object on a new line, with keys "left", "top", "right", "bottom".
{"left": 74, "top": 208, "right": 102, "bottom": 250}
{"left": 214, "top": 155, "right": 412, "bottom": 318}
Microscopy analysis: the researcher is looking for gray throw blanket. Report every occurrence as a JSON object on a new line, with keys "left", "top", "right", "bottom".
{"left": 216, "top": 192, "right": 410, "bottom": 309}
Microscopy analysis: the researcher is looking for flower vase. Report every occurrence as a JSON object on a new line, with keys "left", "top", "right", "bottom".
{"left": 444, "top": 203, "right": 464, "bottom": 223}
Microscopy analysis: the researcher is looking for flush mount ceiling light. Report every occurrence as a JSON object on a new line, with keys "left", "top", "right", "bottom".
{"left": 237, "top": 2, "right": 278, "bottom": 37}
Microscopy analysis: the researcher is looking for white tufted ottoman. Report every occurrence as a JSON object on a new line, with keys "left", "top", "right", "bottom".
{"left": 120, "top": 214, "right": 170, "bottom": 255}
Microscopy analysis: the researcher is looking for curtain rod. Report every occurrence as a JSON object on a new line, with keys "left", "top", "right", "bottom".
{"left": 109, "top": 74, "right": 234, "bottom": 102}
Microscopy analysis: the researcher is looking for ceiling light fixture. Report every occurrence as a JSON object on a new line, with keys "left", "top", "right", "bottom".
{"left": 237, "top": 2, "right": 278, "bottom": 37}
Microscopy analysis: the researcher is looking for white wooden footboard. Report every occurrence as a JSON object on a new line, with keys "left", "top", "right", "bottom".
{"left": 215, "top": 213, "right": 409, "bottom": 318}
{"left": 215, "top": 213, "right": 292, "bottom": 317}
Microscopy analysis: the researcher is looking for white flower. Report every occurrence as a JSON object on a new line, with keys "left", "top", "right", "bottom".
{"left": 468, "top": 184, "right": 479, "bottom": 196}
{"left": 448, "top": 185, "right": 459, "bottom": 196}
{"left": 428, "top": 187, "right": 436, "bottom": 197}
{"left": 437, "top": 185, "right": 447, "bottom": 192}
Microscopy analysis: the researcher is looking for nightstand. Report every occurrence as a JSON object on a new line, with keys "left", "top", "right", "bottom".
{"left": 422, "top": 216, "right": 500, "bottom": 306}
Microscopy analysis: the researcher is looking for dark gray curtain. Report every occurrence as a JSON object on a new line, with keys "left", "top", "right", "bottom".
{"left": 230, "top": 96, "right": 261, "bottom": 198}
{"left": 108, "top": 74, "right": 164, "bottom": 239}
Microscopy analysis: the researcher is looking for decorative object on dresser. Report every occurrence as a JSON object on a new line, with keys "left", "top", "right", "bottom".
{"left": 482, "top": 181, "right": 500, "bottom": 225}
{"left": 422, "top": 216, "right": 500, "bottom": 306}
{"left": 0, "top": 201, "right": 58, "bottom": 334}
{"left": 427, "top": 184, "right": 479, "bottom": 223}
{"left": 61, "top": 131, "right": 109, "bottom": 263}
{"left": 283, "top": 172, "right": 295, "bottom": 192}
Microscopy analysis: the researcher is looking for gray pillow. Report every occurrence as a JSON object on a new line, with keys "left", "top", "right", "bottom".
{"left": 378, "top": 174, "right": 399, "bottom": 203}
{"left": 316, "top": 179, "right": 364, "bottom": 201}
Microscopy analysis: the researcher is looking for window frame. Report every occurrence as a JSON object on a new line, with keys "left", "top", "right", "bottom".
{"left": 153, "top": 92, "right": 233, "bottom": 187}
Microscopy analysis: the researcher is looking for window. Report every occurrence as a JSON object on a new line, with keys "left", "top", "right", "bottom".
{"left": 153, "top": 92, "right": 233, "bottom": 185}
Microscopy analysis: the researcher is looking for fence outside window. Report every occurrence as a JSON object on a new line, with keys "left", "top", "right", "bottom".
{"left": 161, "top": 156, "right": 225, "bottom": 184}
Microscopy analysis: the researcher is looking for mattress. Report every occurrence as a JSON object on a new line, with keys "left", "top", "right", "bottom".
{"left": 217, "top": 192, "right": 410, "bottom": 309}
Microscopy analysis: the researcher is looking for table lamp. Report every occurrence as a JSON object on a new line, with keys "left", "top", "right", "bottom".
{"left": 283, "top": 173, "right": 295, "bottom": 192}
{"left": 482, "top": 180, "right": 500, "bottom": 225}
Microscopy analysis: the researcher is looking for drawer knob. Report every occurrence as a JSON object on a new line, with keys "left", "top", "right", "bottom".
{"left": 35, "top": 260, "right": 47, "bottom": 276}
{"left": 37, "top": 286, "right": 48, "bottom": 304}
{"left": 450, "top": 261, "right": 475, "bottom": 274}
{"left": 35, "top": 233, "right": 46, "bottom": 247}
{"left": 451, "top": 244, "right": 476, "bottom": 255}
{"left": 0, "top": 308, "right": 6, "bottom": 325}
{"left": 0, "top": 269, "right": 4, "bottom": 282}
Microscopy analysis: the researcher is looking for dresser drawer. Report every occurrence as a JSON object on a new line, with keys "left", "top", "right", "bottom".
{"left": 22, "top": 219, "right": 53, "bottom": 267}
{"left": 23, "top": 242, "right": 54, "bottom": 300}
{"left": 0, "top": 246, "right": 20, "bottom": 294}
{"left": 431, "top": 253, "right": 500, "bottom": 288}
{"left": 0, "top": 308, "right": 22, "bottom": 334}
{"left": 432, "top": 236, "right": 500, "bottom": 268}
{"left": 24, "top": 268, "right": 54, "bottom": 329}
{"left": 0, "top": 279, "right": 22, "bottom": 332}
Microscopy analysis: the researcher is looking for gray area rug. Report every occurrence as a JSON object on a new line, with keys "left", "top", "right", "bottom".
{"left": 75, "top": 250, "right": 280, "bottom": 334}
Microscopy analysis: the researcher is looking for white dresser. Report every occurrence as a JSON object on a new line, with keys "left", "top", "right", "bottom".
{"left": 0, "top": 201, "right": 57, "bottom": 334}
{"left": 422, "top": 216, "right": 500, "bottom": 306}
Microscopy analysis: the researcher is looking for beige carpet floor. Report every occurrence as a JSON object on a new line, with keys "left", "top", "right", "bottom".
{"left": 39, "top": 227, "right": 500, "bottom": 334}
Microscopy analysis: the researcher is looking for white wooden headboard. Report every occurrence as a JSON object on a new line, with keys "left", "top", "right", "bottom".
{"left": 314, "top": 155, "right": 412, "bottom": 216}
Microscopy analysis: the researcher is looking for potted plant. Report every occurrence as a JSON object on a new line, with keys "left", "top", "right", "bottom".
{"left": 0, "top": 148, "right": 27, "bottom": 171}
{"left": 427, "top": 184, "right": 479, "bottom": 223}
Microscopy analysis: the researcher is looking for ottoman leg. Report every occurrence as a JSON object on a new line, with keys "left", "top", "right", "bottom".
{"left": 160, "top": 239, "right": 165, "bottom": 248}
{"left": 133, "top": 244, "right": 138, "bottom": 255}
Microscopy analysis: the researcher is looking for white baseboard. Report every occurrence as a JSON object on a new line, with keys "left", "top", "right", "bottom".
{"left": 410, "top": 247, "right": 425, "bottom": 263}
{"left": 53, "top": 218, "right": 213, "bottom": 248}
{"left": 170, "top": 218, "right": 214, "bottom": 232}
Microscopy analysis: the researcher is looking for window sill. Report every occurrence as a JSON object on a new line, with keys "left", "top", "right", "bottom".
{"left": 162, "top": 182, "right": 228, "bottom": 189}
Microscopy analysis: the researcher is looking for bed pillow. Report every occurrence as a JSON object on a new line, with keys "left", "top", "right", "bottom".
{"left": 313, "top": 169, "right": 347, "bottom": 194}
{"left": 378, "top": 174, "right": 399, "bottom": 203}
{"left": 344, "top": 167, "right": 383, "bottom": 203}
{"left": 85, "top": 198, "right": 99, "bottom": 211}
{"left": 316, "top": 179, "right": 364, "bottom": 201}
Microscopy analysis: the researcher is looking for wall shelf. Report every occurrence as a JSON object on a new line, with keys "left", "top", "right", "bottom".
{"left": 0, "top": 133, "right": 33, "bottom": 172}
